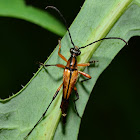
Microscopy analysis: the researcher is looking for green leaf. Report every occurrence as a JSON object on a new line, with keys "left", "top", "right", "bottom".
{"left": 0, "top": 0, "right": 140, "bottom": 140}
{"left": 0, "top": 0, "right": 66, "bottom": 36}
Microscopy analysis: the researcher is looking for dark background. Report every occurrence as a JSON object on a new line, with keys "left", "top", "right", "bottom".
{"left": 0, "top": 0, "right": 140, "bottom": 140}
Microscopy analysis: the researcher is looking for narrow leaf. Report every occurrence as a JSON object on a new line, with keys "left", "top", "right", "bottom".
{"left": 0, "top": 0, "right": 66, "bottom": 36}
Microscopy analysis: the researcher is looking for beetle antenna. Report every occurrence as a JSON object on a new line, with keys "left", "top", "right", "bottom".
{"left": 79, "top": 37, "right": 128, "bottom": 49}
{"left": 45, "top": 6, "right": 75, "bottom": 48}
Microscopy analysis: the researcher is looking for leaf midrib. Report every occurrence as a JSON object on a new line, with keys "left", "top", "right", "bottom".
{"left": 78, "top": 0, "right": 132, "bottom": 69}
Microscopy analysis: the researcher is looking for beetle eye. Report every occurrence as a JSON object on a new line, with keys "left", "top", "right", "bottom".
{"left": 70, "top": 48, "right": 74, "bottom": 54}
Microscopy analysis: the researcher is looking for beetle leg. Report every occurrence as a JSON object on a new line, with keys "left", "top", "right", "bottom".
{"left": 58, "top": 39, "right": 68, "bottom": 62}
{"left": 77, "top": 60, "right": 98, "bottom": 67}
{"left": 73, "top": 86, "right": 81, "bottom": 118}
{"left": 39, "top": 62, "right": 65, "bottom": 69}
{"left": 24, "top": 83, "right": 63, "bottom": 139}
{"left": 78, "top": 71, "right": 92, "bottom": 82}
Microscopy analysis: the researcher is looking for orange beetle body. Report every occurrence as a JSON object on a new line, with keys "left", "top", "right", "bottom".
{"left": 61, "top": 55, "right": 78, "bottom": 118}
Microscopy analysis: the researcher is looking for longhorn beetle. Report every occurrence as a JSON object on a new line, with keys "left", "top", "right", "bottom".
{"left": 24, "top": 6, "right": 128, "bottom": 139}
